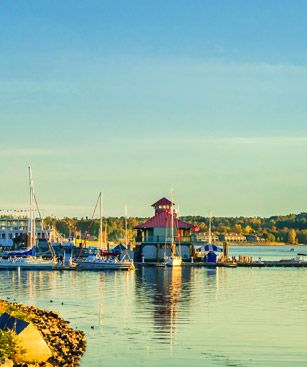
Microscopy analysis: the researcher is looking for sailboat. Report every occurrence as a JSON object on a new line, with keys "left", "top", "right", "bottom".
{"left": 77, "top": 194, "right": 135, "bottom": 270}
{"left": 0, "top": 167, "right": 56, "bottom": 270}
{"left": 164, "top": 191, "right": 182, "bottom": 267}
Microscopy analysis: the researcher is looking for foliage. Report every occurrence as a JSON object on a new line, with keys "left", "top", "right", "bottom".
{"left": 0, "top": 330, "right": 19, "bottom": 364}
{"left": 288, "top": 229, "right": 297, "bottom": 244}
{"left": 44, "top": 212, "right": 307, "bottom": 244}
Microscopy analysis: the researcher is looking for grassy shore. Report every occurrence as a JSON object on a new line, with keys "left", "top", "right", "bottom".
{"left": 0, "top": 300, "right": 86, "bottom": 367}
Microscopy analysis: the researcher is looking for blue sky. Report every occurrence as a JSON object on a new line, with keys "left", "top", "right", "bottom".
{"left": 1, "top": 0, "right": 307, "bottom": 217}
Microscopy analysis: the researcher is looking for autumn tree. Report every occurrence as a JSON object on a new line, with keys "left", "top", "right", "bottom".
{"left": 288, "top": 229, "right": 297, "bottom": 244}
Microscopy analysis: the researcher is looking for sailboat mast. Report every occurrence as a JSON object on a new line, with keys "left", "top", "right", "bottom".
{"left": 177, "top": 203, "right": 181, "bottom": 256}
{"left": 28, "top": 167, "right": 34, "bottom": 249}
{"left": 171, "top": 190, "right": 175, "bottom": 255}
{"left": 99, "top": 192, "right": 103, "bottom": 250}
{"left": 124, "top": 205, "right": 128, "bottom": 248}
{"left": 208, "top": 210, "right": 212, "bottom": 244}
{"left": 105, "top": 221, "right": 109, "bottom": 250}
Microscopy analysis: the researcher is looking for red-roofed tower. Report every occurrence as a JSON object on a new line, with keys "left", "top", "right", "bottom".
{"left": 134, "top": 197, "right": 195, "bottom": 262}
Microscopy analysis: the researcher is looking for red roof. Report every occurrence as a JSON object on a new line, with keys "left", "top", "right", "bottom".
{"left": 135, "top": 210, "right": 194, "bottom": 229}
{"left": 151, "top": 197, "right": 173, "bottom": 207}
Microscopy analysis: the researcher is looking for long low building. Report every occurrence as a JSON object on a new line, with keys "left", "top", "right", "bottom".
{"left": 134, "top": 197, "right": 196, "bottom": 262}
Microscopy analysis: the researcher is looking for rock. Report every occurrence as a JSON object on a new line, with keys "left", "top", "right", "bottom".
{"left": 0, "top": 299, "right": 86, "bottom": 367}
{"left": 0, "top": 359, "right": 13, "bottom": 367}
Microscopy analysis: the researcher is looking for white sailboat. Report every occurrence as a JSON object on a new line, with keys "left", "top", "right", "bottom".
{"left": 77, "top": 194, "right": 134, "bottom": 270}
{"left": 0, "top": 167, "right": 56, "bottom": 270}
{"left": 164, "top": 191, "right": 182, "bottom": 267}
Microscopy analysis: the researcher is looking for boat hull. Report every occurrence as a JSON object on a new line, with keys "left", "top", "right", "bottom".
{"left": 77, "top": 261, "right": 134, "bottom": 271}
{"left": 0, "top": 260, "right": 55, "bottom": 271}
{"left": 164, "top": 256, "right": 182, "bottom": 267}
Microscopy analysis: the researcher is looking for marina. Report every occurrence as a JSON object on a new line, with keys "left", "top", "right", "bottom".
{"left": 1, "top": 170, "right": 306, "bottom": 274}
{"left": 0, "top": 256, "right": 307, "bottom": 367}
{"left": 1, "top": 2, "right": 306, "bottom": 366}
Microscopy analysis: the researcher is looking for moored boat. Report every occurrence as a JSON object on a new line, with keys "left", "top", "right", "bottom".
{"left": 0, "top": 167, "right": 56, "bottom": 270}
{"left": 222, "top": 261, "right": 238, "bottom": 268}
{"left": 163, "top": 191, "right": 183, "bottom": 267}
{"left": 164, "top": 255, "right": 182, "bottom": 267}
{"left": 76, "top": 193, "right": 135, "bottom": 271}
{"left": 77, "top": 256, "right": 134, "bottom": 270}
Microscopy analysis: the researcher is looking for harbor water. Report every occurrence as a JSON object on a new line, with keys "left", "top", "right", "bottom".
{"left": 0, "top": 246, "right": 307, "bottom": 367}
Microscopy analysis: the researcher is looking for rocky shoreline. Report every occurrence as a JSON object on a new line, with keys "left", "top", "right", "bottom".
{"left": 0, "top": 300, "right": 86, "bottom": 367}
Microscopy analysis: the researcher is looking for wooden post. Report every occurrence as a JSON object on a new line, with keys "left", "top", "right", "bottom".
{"left": 223, "top": 242, "right": 229, "bottom": 258}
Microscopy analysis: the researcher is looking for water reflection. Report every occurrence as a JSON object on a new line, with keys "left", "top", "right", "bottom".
{"left": 1, "top": 264, "right": 307, "bottom": 367}
{"left": 135, "top": 267, "right": 193, "bottom": 344}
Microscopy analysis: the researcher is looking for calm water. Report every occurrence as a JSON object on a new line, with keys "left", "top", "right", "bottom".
{"left": 0, "top": 246, "right": 307, "bottom": 367}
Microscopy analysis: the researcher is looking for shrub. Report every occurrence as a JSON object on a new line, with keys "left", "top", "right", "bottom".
{"left": 0, "top": 330, "right": 18, "bottom": 364}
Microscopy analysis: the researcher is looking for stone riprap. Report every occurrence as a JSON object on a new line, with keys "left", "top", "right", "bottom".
{"left": 0, "top": 300, "right": 86, "bottom": 367}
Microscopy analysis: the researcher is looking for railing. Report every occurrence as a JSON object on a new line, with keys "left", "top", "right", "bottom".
{"left": 138, "top": 236, "right": 192, "bottom": 243}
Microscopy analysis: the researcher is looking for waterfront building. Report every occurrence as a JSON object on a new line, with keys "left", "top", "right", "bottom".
{"left": 202, "top": 233, "right": 219, "bottom": 243}
{"left": 0, "top": 216, "right": 56, "bottom": 247}
{"left": 134, "top": 197, "right": 195, "bottom": 262}
{"left": 246, "top": 234, "right": 264, "bottom": 242}
{"left": 218, "top": 233, "right": 247, "bottom": 242}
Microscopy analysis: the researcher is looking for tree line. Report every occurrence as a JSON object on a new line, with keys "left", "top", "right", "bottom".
{"left": 44, "top": 212, "right": 307, "bottom": 245}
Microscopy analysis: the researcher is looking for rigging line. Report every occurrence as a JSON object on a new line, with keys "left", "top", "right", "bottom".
{"left": 33, "top": 193, "right": 56, "bottom": 258}
{"left": 78, "top": 193, "right": 100, "bottom": 259}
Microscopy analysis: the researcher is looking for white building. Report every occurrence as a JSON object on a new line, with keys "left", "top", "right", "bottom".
{"left": 0, "top": 217, "right": 56, "bottom": 247}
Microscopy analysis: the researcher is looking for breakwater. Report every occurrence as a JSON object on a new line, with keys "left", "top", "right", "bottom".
{"left": 0, "top": 299, "right": 86, "bottom": 366}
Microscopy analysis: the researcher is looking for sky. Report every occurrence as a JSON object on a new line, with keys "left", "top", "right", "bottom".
{"left": 1, "top": 0, "right": 307, "bottom": 218}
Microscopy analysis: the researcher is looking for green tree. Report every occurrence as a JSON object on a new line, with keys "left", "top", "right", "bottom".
{"left": 298, "top": 229, "right": 307, "bottom": 244}
{"left": 266, "top": 233, "right": 276, "bottom": 242}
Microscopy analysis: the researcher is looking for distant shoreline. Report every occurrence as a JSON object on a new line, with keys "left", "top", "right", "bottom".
{"left": 220, "top": 242, "right": 305, "bottom": 247}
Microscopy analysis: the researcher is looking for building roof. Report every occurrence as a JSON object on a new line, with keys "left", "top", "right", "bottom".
{"left": 135, "top": 210, "right": 194, "bottom": 229}
{"left": 151, "top": 197, "right": 173, "bottom": 207}
{"left": 0, "top": 312, "right": 29, "bottom": 335}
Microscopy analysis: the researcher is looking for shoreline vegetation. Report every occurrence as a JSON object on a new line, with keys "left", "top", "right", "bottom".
{"left": 0, "top": 300, "right": 86, "bottom": 367}
{"left": 42, "top": 212, "right": 307, "bottom": 245}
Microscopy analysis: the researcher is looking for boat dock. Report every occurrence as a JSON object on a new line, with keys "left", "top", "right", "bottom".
{"left": 135, "top": 260, "right": 307, "bottom": 268}
{"left": 0, "top": 259, "right": 307, "bottom": 271}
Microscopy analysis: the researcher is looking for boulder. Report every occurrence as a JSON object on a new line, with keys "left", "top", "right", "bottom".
{"left": 0, "top": 359, "right": 13, "bottom": 367}
{"left": 0, "top": 313, "right": 52, "bottom": 363}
